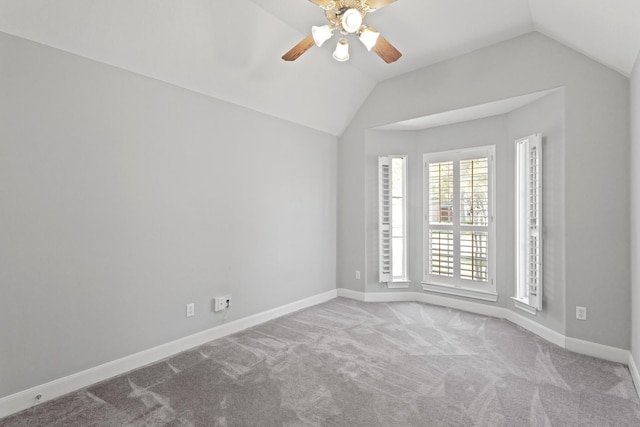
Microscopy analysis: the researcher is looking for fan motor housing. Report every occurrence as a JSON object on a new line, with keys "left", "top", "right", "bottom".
{"left": 325, "top": 0, "right": 368, "bottom": 33}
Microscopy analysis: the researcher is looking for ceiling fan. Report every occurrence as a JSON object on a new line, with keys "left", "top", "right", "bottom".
{"left": 282, "top": 0, "right": 402, "bottom": 64}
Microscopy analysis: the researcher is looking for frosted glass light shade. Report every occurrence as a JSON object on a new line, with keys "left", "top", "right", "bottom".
{"left": 359, "top": 27, "right": 380, "bottom": 51}
{"left": 312, "top": 25, "right": 334, "bottom": 47}
{"left": 333, "top": 38, "right": 350, "bottom": 62}
{"left": 341, "top": 8, "right": 362, "bottom": 33}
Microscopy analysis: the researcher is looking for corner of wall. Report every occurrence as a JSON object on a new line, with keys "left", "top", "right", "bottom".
{"left": 630, "top": 48, "right": 640, "bottom": 372}
{"left": 629, "top": 352, "right": 640, "bottom": 398}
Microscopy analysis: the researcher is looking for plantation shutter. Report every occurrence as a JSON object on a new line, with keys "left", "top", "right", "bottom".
{"left": 379, "top": 156, "right": 392, "bottom": 283}
{"left": 517, "top": 134, "right": 543, "bottom": 310}
{"left": 423, "top": 146, "right": 497, "bottom": 297}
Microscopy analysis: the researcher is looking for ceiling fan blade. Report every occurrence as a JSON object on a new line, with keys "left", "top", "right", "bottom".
{"left": 282, "top": 34, "right": 316, "bottom": 62}
{"left": 372, "top": 34, "right": 402, "bottom": 63}
{"left": 307, "top": 0, "right": 336, "bottom": 9}
{"left": 365, "top": 0, "right": 398, "bottom": 11}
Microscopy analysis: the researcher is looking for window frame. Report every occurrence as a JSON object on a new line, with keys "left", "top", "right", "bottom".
{"left": 378, "top": 155, "right": 409, "bottom": 287}
{"left": 422, "top": 146, "right": 497, "bottom": 301}
{"left": 512, "top": 134, "right": 543, "bottom": 314}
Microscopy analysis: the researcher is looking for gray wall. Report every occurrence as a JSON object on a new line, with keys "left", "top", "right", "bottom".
{"left": 507, "top": 91, "right": 566, "bottom": 334}
{"left": 631, "top": 54, "right": 640, "bottom": 366}
{"left": 0, "top": 33, "right": 337, "bottom": 398}
{"left": 363, "top": 91, "right": 565, "bottom": 335}
{"left": 338, "top": 32, "right": 630, "bottom": 349}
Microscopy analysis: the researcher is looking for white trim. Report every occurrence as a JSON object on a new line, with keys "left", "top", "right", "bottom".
{"left": 515, "top": 133, "right": 543, "bottom": 310}
{"left": 511, "top": 297, "right": 538, "bottom": 316}
{"left": 418, "top": 291, "right": 505, "bottom": 318}
{"left": 387, "top": 281, "right": 411, "bottom": 289}
{"left": 0, "top": 289, "right": 338, "bottom": 419}
{"left": 422, "top": 282, "right": 499, "bottom": 302}
{"left": 565, "top": 337, "right": 630, "bottom": 365}
{"left": 378, "top": 155, "right": 392, "bottom": 283}
{"left": 336, "top": 288, "right": 628, "bottom": 367}
{"left": 365, "top": 291, "right": 420, "bottom": 303}
{"left": 504, "top": 308, "right": 565, "bottom": 348}
{"left": 338, "top": 289, "right": 505, "bottom": 318}
{"left": 423, "top": 146, "right": 497, "bottom": 294}
{"left": 629, "top": 354, "right": 640, "bottom": 397}
{"left": 2, "top": 288, "right": 635, "bottom": 419}
{"left": 337, "top": 287, "right": 366, "bottom": 301}
{"left": 378, "top": 155, "right": 409, "bottom": 284}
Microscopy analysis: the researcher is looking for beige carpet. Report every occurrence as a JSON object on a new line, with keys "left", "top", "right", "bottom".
{"left": 2, "top": 298, "right": 639, "bottom": 426}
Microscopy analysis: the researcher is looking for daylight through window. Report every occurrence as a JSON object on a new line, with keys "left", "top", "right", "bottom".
{"left": 514, "top": 134, "right": 543, "bottom": 313}
{"left": 378, "top": 155, "right": 408, "bottom": 284}
{"left": 423, "top": 147, "right": 496, "bottom": 296}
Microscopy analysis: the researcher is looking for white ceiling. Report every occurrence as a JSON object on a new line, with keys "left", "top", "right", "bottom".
{"left": 1, "top": 0, "right": 639, "bottom": 136}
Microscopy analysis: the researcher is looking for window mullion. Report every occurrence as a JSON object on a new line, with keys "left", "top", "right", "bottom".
{"left": 423, "top": 146, "right": 495, "bottom": 297}
{"left": 453, "top": 159, "right": 461, "bottom": 281}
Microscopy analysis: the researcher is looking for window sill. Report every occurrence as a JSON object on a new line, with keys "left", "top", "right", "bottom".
{"left": 387, "top": 281, "right": 410, "bottom": 290}
{"left": 421, "top": 282, "right": 498, "bottom": 302}
{"left": 511, "top": 297, "right": 538, "bottom": 316}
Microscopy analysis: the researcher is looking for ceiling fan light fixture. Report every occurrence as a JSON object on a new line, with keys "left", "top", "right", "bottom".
{"left": 312, "top": 25, "right": 334, "bottom": 46}
{"left": 282, "top": 0, "right": 401, "bottom": 64}
{"left": 332, "top": 38, "right": 350, "bottom": 62}
{"left": 358, "top": 26, "right": 380, "bottom": 51}
{"left": 341, "top": 8, "right": 362, "bottom": 33}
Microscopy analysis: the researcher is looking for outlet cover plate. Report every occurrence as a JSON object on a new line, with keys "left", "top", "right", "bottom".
{"left": 186, "top": 303, "right": 195, "bottom": 318}
{"left": 576, "top": 306, "right": 587, "bottom": 321}
{"left": 214, "top": 295, "right": 232, "bottom": 312}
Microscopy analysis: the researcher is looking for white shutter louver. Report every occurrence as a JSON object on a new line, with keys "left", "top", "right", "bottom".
{"left": 423, "top": 146, "right": 497, "bottom": 298}
{"left": 379, "top": 156, "right": 392, "bottom": 283}
{"left": 515, "top": 134, "right": 543, "bottom": 312}
{"left": 526, "top": 135, "right": 542, "bottom": 310}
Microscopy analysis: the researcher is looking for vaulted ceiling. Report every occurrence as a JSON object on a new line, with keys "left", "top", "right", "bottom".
{"left": 1, "top": 0, "right": 639, "bottom": 135}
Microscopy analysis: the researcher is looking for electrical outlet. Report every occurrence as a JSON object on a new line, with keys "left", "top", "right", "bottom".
{"left": 576, "top": 306, "right": 587, "bottom": 321}
{"left": 214, "top": 295, "right": 232, "bottom": 312}
{"left": 186, "top": 303, "right": 195, "bottom": 318}
{"left": 355, "top": 270, "right": 361, "bottom": 280}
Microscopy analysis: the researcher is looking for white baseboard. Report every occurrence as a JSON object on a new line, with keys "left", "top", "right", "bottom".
{"left": 504, "top": 310, "right": 566, "bottom": 348}
{"left": 0, "top": 289, "right": 338, "bottom": 419}
{"left": 338, "top": 288, "right": 503, "bottom": 318}
{"left": 2, "top": 287, "right": 633, "bottom": 419}
{"left": 336, "top": 288, "right": 629, "bottom": 365}
{"left": 418, "top": 291, "right": 506, "bottom": 319}
{"left": 338, "top": 289, "right": 506, "bottom": 319}
{"left": 629, "top": 354, "right": 640, "bottom": 396}
{"left": 336, "top": 288, "right": 366, "bottom": 301}
{"left": 565, "top": 337, "right": 631, "bottom": 365}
